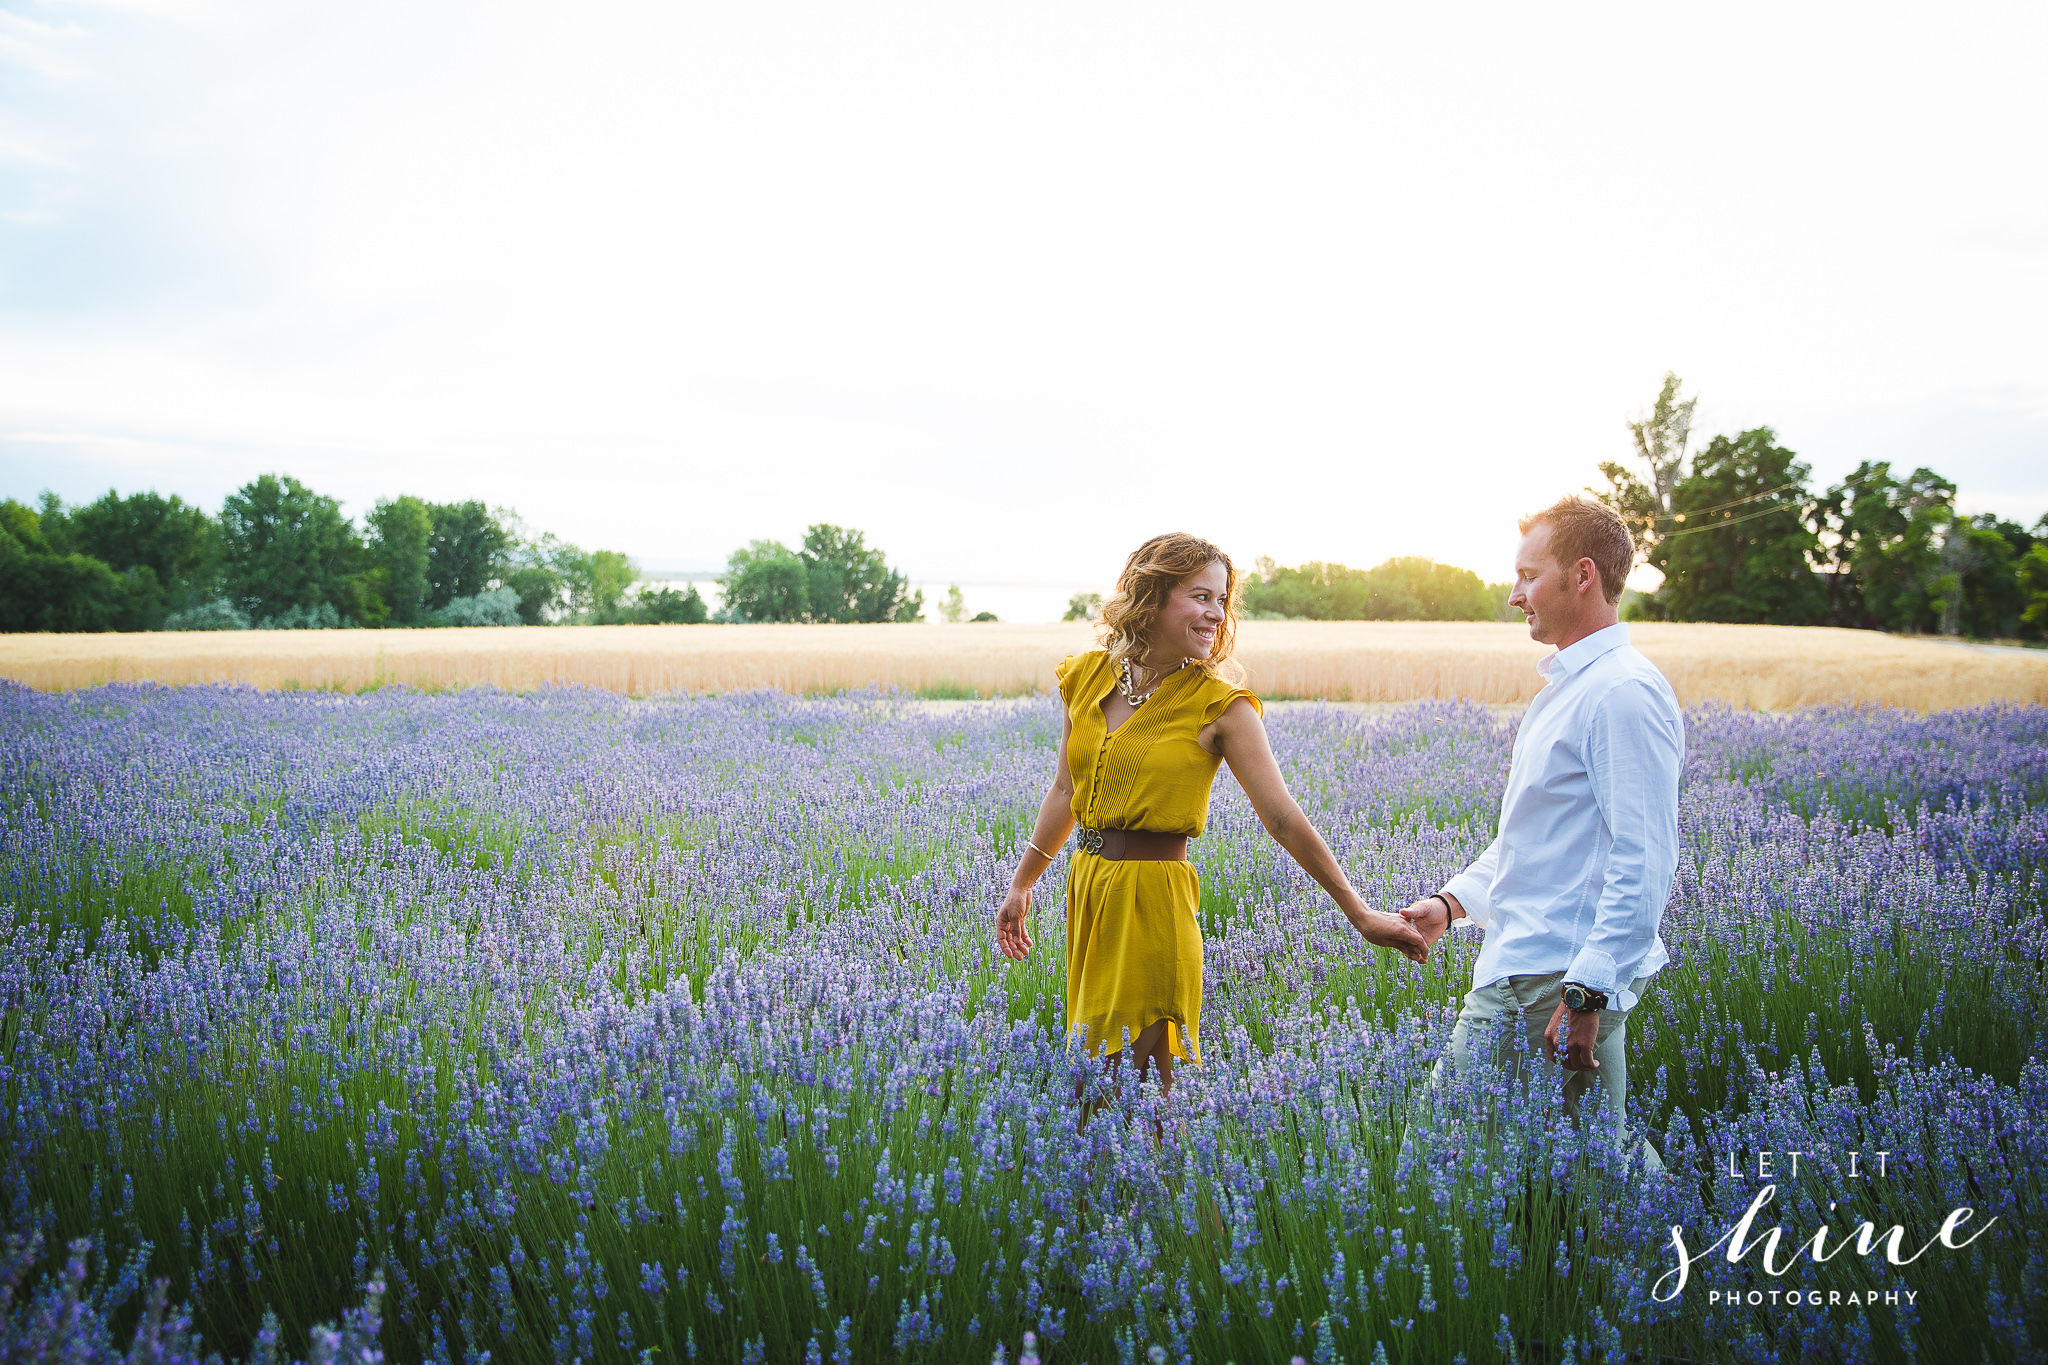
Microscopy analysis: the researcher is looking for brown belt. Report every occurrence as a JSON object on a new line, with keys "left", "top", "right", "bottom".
{"left": 1074, "top": 825, "right": 1188, "bottom": 861}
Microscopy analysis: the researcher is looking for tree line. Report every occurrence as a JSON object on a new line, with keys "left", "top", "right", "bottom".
{"left": 714, "top": 527, "right": 923, "bottom": 623}
{"left": 0, "top": 476, "right": 692, "bottom": 632}
{"left": 1600, "top": 374, "right": 2048, "bottom": 638}
{"left": 0, "top": 475, "right": 934, "bottom": 632}
{"left": 24, "top": 399, "right": 2029, "bottom": 638}
{"left": 1239, "top": 556, "right": 1513, "bottom": 622}
{"left": 0, "top": 469, "right": 1528, "bottom": 633}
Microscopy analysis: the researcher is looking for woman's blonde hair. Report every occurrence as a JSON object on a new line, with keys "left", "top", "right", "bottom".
{"left": 1099, "top": 532, "right": 1245, "bottom": 685}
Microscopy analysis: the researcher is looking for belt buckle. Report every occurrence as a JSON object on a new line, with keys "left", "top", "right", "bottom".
{"left": 1076, "top": 825, "right": 1104, "bottom": 856}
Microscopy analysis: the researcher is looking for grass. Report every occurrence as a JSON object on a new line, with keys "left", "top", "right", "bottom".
{"left": 913, "top": 679, "right": 1042, "bottom": 700}
{"left": 4, "top": 621, "right": 2048, "bottom": 711}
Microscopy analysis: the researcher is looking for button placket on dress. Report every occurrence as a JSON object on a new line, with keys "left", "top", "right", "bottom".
{"left": 1086, "top": 671, "right": 1115, "bottom": 831}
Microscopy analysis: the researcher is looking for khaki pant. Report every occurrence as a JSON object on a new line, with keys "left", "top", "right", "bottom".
{"left": 1413, "top": 970, "right": 1661, "bottom": 1171}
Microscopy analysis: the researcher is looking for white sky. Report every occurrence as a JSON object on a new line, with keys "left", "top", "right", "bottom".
{"left": 4, "top": 2, "right": 2045, "bottom": 618}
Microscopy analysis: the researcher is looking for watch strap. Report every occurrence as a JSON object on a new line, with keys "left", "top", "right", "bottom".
{"left": 1563, "top": 982, "right": 1608, "bottom": 1013}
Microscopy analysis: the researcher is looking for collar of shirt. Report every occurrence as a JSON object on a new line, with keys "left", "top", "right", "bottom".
{"left": 1538, "top": 621, "right": 1632, "bottom": 681}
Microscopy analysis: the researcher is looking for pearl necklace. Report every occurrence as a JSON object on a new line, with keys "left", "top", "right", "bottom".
{"left": 1117, "top": 656, "right": 1189, "bottom": 708}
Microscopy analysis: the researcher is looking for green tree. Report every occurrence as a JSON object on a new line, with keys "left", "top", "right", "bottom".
{"left": 26, "top": 492, "right": 73, "bottom": 553}
{"left": 21, "top": 492, "right": 176, "bottom": 631}
{"left": 0, "top": 499, "right": 129, "bottom": 632}
{"left": 366, "top": 496, "right": 435, "bottom": 625}
{"left": 717, "top": 527, "right": 920, "bottom": 624}
{"left": 1241, "top": 556, "right": 1496, "bottom": 621}
{"left": 799, "top": 524, "right": 921, "bottom": 623}
{"left": 1372, "top": 557, "right": 1500, "bottom": 619}
{"left": 941, "top": 585, "right": 968, "bottom": 623}
{"left": 1598, "top": 371, "right": 1698, "bottom": 570}
{"left": 718, "top": 540, "right": 810, "bottom": 623}
{"left": 1244, "top": 559, "right": 1417, "bottom": 619}
{"left": 1657, "top": 428, "right": 1826, "bottom": 625}
{"left": 219, "top": 475, "right": 365, "bottom": 625}
{"left": 557, "top": 548, "right": 637, "bottom": 623}
{"left": 636, "top": 584, "right": 708, "bottom": 624}
{"left": 1812, "top": 461, "right": 1956, "bottom": 632}
{"left": 426, "top": 501, "right": 510, "bottom": 608}
{"left": 1939, "top": 514, "right": 2033, "bottom": 640}
{"left": 496, "top": 515, "right": 567, "bottom": 624}
{"left": 63, "top": 489, "right": 222, "bottom": 619}
{"left": 2019, "top": 524, "right": 2048, "bottom": 638}
{"left": 488, "top": 518, "right": 631, "bottom": 626}
{"left": 1062, "top": 591, "right": 1102, "bottom": 622}
{"left": 507, "top": 565, "right": 564, "bottom": 625}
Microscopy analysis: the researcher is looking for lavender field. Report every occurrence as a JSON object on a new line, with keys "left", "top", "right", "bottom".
{"left": 2, "top": 683, "right": 2044, "bottom": 1364}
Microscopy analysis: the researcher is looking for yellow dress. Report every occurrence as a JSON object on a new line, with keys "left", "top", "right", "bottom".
{"left": 1055, "top": 650, "right": 1262, "bottom": 1062}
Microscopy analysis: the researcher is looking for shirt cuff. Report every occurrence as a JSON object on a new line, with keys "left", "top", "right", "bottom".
{"left": 1563, "top": 945, "right": 1622, "bottom": 1000}
{"left": 1440, "top": 873, "right": 1492, "bottom": 931}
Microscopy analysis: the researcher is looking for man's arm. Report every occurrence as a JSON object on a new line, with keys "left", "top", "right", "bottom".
{"left": 1560, "top": 678, "right": 1683, "bottom": 1009}
{"left": 1440, "top": 835, "right": 1501, "bottom": 931}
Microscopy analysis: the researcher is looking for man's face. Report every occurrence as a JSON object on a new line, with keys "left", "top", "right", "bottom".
{"left": 1508, "top": 524, "right": 1587, "bottom": 645}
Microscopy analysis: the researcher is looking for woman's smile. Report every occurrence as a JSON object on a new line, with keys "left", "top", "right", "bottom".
{"left": 1146, "top": 559, "right": 1229, "bottom": 667}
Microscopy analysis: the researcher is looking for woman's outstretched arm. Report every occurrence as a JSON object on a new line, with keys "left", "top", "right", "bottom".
{"left": 996, "top": 709, "right": 1077, "bottom": 961}
{"left": 1208, "top": 698, "right": 1429, "bottom": 963}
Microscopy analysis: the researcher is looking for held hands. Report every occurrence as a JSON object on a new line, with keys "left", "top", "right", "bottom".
{"left": 995, "top": 886, "right": 1034, "bottom": 961}
{"left": 1397, "top": 895, "right": 1453, "bottom": 950}
{"left": 1346, "top": 904, "right": 1429, "bottom": 964}
{"left": 1543, "top": 999, "right": 1601, "bottom": 1072}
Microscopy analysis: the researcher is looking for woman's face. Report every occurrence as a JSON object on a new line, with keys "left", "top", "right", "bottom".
{"left": 1149, "top": 560, "right": 1229, "bottom": 664}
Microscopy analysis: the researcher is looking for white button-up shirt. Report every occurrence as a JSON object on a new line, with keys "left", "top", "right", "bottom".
{"left": 1441, "top": 622, "right": 1683, "bottom": 1011}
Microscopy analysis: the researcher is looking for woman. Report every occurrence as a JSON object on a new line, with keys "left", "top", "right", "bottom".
{"left": 995, "top": 532, "right": 1428, "bottom": 1093}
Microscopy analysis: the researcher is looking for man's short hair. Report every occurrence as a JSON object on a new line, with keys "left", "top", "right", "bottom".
{"left": 1519, "top": 495, "right": 1634, "bottom": 605}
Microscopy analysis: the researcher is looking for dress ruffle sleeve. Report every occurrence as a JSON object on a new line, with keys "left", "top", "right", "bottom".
{"left": 1056, "top": 652, "right": 1102, "bottom": 706}
{"left": 1200, "top": 685, "right": 1262, "bottom": 726}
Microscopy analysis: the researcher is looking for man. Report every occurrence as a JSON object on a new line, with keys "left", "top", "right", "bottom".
{"left": 1401, "top": 495, "right": 1683, "bottom": 1163}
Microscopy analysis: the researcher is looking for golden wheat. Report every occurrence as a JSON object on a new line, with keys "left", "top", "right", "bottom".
{"left": 1, "top": 620, "right": 2042, "bottom": 711}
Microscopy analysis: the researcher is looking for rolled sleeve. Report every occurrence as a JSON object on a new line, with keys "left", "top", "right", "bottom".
{"left": 1563, "top": 943, "right": 1623, "bottom": 996}
{"left": 1442, "top": 834, "right": 1501, "bottom": 932}
{"left": 1563, "top": 679, "right": 1682, "bottom": 1010}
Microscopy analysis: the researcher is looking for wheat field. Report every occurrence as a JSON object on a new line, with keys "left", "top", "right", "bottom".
{"left": 3, "top": 620, "right": 2044, "bottom": 710}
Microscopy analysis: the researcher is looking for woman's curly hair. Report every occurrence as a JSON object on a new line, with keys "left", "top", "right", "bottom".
{"left": 1098, "top": 532, "right": 1246, "bottom": 685}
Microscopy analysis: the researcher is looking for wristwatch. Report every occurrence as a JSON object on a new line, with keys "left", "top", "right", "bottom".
{"left": 1562, "top": 982, "right": 1608, "bottom": 1014}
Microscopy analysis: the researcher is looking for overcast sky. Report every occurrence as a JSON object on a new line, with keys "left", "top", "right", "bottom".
{"left": 4, "top": 2, "right": 2044, "bottom": 616}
